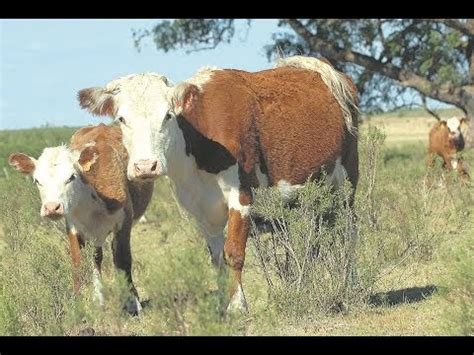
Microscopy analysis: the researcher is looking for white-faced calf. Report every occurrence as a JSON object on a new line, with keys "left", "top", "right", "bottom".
{"left": 428, "top": 116, "right": 469, "bottom": 182}
{"left": 9, "top": 123, "right": 154, "bottom": 315}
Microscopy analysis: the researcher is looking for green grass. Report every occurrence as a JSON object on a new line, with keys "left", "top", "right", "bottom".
{"left": 0, "top": 113, "right": 472, "bottom": 335}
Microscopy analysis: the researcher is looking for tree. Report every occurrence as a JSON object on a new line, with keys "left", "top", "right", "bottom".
{"left": 133, "top": 19, "right": 474, "bottom": 147}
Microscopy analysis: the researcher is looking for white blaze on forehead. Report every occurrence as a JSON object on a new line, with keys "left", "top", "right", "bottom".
{"left": 446, "top": 117, "right": 461, "bottom": 134}
{"left": 107, "top": 73, "right": 175, "bottom": 177}
{"left": 108, "top": 73, "right": 172, "bottom": 118}
{"left": 34, "top": 146, "right": 77, "bottom": 184}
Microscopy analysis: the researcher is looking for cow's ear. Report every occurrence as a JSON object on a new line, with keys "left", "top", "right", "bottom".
{"left": 77, "top": 87, "right": 116, "bottom": 117}
{"left": 440, "top": 119, "right": 447, "bottom": 126}
{"left": 76, "top": 146, "right": 99, "bottom": 173}
{"left": 8, "top": 153, "right": 36, "bottom": 175}
{"left": 171, "top": 83, "right": 200, "bottom": 115}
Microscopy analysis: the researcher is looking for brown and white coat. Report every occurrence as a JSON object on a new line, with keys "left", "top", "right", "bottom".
{"left": 9, "top": 123, "right": 154, "bottom": 315}
{"left": 428, "top": 116, "right": 469, "bottom": 181}
{"left": 78, "top": 56, "right": 360, "bottom": 312}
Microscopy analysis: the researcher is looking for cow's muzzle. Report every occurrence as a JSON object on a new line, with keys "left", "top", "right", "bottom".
{"left": 133, "top": 160, "right": 159, "bottom": 180}
{"left": 41, "top": 201, "right": 65, "bottom": 220}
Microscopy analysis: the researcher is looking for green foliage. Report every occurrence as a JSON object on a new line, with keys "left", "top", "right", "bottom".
{"left": 436, "top": 196, "right": 474, "bottom": 335}
{"left": 0, "top": 175, "right": 78, "bottom": 335}
{"left": 143, "top": 234, "right": 241, "bottom": 335}
{"left": 436, "top": 239, "right": 474, "bottom": 335}
{"left": 250, "top": 178, "right": 364, "bottom": 317}
{"left": 133, "top": 19, "right": 242, "bottom": 54}
{"left": 0, "top": 123, "right": 472, "bottom": 335}
{"left": 132, "top": 19, "right": 472, "bottom": 114}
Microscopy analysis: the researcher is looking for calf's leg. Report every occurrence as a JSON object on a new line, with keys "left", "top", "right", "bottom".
{"left": 111, "top": 212, "right": 141, "bottom": 316}
{"left": 67, "top": 229, "right": 84, "bottom": 295}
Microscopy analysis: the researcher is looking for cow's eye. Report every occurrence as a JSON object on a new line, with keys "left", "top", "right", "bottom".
{"left": 117, "top": 116, "right": 126, "bottom": 125}
{"left": 34, "top": 178, "right": 42, "bottom": 186}
{"left": 66, "top": 174, "right": 75, "bottom": 184}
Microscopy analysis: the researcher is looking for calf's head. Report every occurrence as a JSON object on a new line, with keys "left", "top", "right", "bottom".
{"left": 444, "top": 117, "right": 468, "bottom": 148}
{"left": 9, "top": 146, "right": 100, "bottom": 220}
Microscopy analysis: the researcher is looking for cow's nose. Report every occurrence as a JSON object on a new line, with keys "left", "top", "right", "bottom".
{"left": 134, "top": 160, "right": 159, "bottom": 179}
{"left": 42, "top": 202, "right": 64, "bottom": 219}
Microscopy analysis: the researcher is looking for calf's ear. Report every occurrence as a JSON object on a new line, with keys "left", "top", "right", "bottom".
{"left": 77, "top": 87, "right": 116, "bottom": 117}
{"left": 8, "top": 153, "right": 36, "bottom": 175}
{"left": 76, "top": 146, "right": 100, "bottom": 173}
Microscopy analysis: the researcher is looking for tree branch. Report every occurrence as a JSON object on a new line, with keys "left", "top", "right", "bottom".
{"left": 420, "top": 95, "right": 443, "bottom": 121}
{"left": 285, "top": 19, "right": 465, "bottom": 107}
{"left": 467, "top": 36, "right": 474, "bottom": 83}
{"left": 433, "top": 19, "right": 474, "bottom": 37}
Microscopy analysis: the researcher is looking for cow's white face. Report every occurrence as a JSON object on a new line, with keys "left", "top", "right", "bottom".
{"left": 9, "top": 147, "right": 85, "bottom": 219}
{"left": 78, "top": 74, "right": 179, "bottom": 181}
{"left": 78, "top": 68, "right": 218, "bottom": 182}
{"left": 445, "top": 116, "right": 466, "bottom": 139}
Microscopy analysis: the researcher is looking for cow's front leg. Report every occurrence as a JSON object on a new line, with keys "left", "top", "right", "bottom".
{"left": 67, "top": 228, "right": 84, "bottom": 295}
{"left": 204, "top": 231, "right": 225, "bottom": 269}
{"left": 112, "top": 211, "right": 141, "bottom": 316}
{"left": 442, "top": 153, "right": 454, "bottom": 172}
{"left": 224, "top": 185, "right": 252, "bottom": 314}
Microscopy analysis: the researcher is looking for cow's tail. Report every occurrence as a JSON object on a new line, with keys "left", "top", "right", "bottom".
{"left": 276, "top": 55, "right": 359, "bottom": 134}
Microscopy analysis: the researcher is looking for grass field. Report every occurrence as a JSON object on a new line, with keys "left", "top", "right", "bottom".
{"left": 0, "top": 109, "right": 472, "bottom": 336}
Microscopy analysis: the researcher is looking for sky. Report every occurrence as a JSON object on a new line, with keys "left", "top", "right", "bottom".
{"left": 0, "top": 19, "right": 279, "bottom": 130}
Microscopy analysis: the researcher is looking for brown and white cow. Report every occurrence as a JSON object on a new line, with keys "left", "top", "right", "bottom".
{"left": 9, "top": 123, "right": 154, "bottom": 315}
{"left": 428, "top": 116, "right": 469, "bottom": 181}
{"left": 78, "top": 56, "right": 360, "bottom": 312}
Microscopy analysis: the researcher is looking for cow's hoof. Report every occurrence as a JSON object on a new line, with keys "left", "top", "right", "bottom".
{"left": 123, "top": 297, "right": 143, "bottom": 317}
{"left": 226, "top": 285, "right": 248, "bottom": 315}
{"left": 78, "top": 327, "right": 95, "bottom": 336}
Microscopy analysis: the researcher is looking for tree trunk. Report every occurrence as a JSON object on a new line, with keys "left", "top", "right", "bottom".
{"left": 466, "top": 109, "right": 474, "bottom": 148}
{"left": 462, "top": 89, "right": 474, "bottom": 148}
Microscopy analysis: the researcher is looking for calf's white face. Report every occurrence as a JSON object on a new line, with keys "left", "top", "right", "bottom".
{"left": 445, "top": 116, "right": 467, "bottom": 139}
{"left": 78, "top": 74, "right": 181, "bottom": 181}
{"left": 9, "top": 146, "right": 95, "bottom": 220}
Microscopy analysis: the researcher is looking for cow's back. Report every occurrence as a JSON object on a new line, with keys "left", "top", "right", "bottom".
{"left": 250, "top": 67, "right": 355, "bottom": 185}
{"left": 70, "top": 123, "right": 127, "bottom": 159}
{"left": 70, "top": 124, "right": 129, "bottom": 211}
{"left": 189, "top": 67, "right": 357, "bottom": 186}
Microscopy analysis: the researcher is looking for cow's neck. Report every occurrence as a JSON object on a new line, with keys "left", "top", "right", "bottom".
{"left": 165, "top": 117, "right": 230, "bottom": 228}
{"left": 67, "top": 183, "right": 124, "bottom": 245}
{"left": 166, "top": 118, "right": 198, "bottom": 184}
